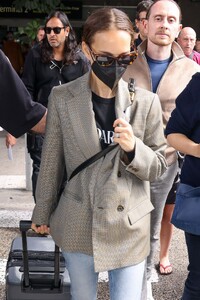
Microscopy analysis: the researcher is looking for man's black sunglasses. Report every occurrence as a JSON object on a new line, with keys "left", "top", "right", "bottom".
{"left": 88, "top": 46, "right": 138, "bottom": 67}
{"left": 45, "top": 27, "right": 65, "bottom": 34}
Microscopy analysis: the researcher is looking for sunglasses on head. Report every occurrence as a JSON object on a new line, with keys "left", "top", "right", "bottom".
{"left": 45, "top": 26, "right": 65, "bottom": 34}
{"left": 88, "top": 46, "right": 138, "bottom": 67}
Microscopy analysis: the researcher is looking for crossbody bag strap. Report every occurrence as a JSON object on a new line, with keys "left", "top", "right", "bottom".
{"left": 68, "top": 144, "right": 118, "bottom": 182}
{"left": 69, "top": 78, "right": 135, "bottom": 182}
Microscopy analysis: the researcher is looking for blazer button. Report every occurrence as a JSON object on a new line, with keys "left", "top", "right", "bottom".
{"left": 117, "top": 171, "right": 121, "bottom": 177}
{"left": 117, "top": 205, "right": 124, "bottom": 212}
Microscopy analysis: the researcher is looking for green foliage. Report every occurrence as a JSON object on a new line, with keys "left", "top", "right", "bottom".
{"left": 22, "top": 19, "right": 41, "bottom": 40}
{"left": 12, "top": 0, "right": 65, "bottom": 45}
{"left": 13, "top": 0, "right": 64, "bottom": 13}
{"left": 16, "top": 19, "right": 42, "bottom": 45}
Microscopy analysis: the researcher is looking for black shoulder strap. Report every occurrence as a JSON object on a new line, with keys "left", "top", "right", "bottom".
{"left": 68, "top": 144, "right": 118, "bottom": 182}
{"left": 68, "top": 77, "right": 135, "bottom": 182}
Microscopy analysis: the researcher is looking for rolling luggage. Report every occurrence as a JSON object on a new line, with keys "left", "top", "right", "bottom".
{"left": 5, "top": 220, "right": 71, "bottom": 300}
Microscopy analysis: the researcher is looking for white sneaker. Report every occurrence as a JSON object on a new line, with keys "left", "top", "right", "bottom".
{"left": 147, "top": 280, "right": 155, "bottom": 300}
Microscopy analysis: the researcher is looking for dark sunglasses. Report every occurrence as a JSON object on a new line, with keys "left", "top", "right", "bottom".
{"left": 88, "top": 46, "right": 138, "bottom": 67}
{"left": 45, "top": 27, "right": 65, "bottom": 34}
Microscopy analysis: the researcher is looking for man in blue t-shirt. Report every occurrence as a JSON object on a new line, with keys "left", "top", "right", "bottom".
{"left": 123, "top": 0, "right": 200, "bottom": 299}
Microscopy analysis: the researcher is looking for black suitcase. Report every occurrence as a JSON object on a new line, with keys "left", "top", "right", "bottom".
{"left": 5, "top": 220, "right": 71, "bottom": 300}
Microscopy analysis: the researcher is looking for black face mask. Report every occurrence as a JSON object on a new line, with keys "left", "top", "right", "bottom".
{"left": 91, "top": 61, "right": 127, "bottom": 90}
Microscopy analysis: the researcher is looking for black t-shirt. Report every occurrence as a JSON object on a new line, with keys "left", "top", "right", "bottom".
{"left": 0, "top": 50, "right": 46, "bottom": 137}
{"left": 92, "top": 92, "right": 116, "bottom": 149}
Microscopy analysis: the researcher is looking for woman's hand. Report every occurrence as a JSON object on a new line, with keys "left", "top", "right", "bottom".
{"left": 31, "top": 223, "right": 50, "bottom": 235}
{"left": 113, "top": 118, "right": 135, "bottom": 153}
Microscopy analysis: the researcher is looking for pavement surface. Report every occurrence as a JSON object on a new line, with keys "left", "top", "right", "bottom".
{"left": 0, "top": 130, "right": 189, "bottom": 299}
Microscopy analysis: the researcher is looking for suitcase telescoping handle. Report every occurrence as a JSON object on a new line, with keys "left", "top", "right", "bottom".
{"left": 19, "top": 220, "right": 60, "bottom": 288}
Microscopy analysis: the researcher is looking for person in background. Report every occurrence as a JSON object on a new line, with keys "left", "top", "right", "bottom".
{"left": 134, "top": 0, "right": 154, "bottom": 48}
{"left": 32, "top": 26, "right": 45, "bottom": 47}
{"left": 123, "top": 1, "right": 200, "bottom": 299}
{"left": 177, "top": 27, "right": 200, "bottom": 65}
{"left": 31, "top": 7, "right": 167, "bottom": 300}
{"left": 0, "top": 49, "right": 46, "bottom": 137}
{"left": 133, "top": 27, "right": 139, "bottom": 41}
{"left": 166, "top": 72, "right": 200, "bottom": 300}
{"left": 195, "top": 38, "right": 200, "bottom": 53}
{"left": 21, "top": 10, "right": 89, "bottom": 202}
{"left": 36, "top": 26, "right": 45, "bottom": 42}
{"left": 3, "top": 31, "right": 24, "bottom": 76}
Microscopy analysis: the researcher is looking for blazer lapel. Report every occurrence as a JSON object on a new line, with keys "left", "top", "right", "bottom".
{"left": 66, "top": 75, "right": 133, "bottom": 160}
{"left": 115, "top": 79, "right": 133, "bottom": 122}
{"left": 67, "top": 73, "right": 101, "bottom": 160}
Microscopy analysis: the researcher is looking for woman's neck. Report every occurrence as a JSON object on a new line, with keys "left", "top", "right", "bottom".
{"left": 90, "top": 72, "right": 116, "bottom": 99}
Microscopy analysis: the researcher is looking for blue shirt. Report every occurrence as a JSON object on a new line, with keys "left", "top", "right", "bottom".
{"left": 165, "top": 72, "right": 200, "bottom": 187}
{"left": 146, "top": 54, "right": 172, "bottom": 93}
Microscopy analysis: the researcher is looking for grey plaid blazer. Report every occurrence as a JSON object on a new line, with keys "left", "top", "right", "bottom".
{"left": 32, "top": 72, "right": 167, "bottom": 272}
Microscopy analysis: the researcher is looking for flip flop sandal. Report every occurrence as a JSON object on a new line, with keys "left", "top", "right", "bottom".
{"left": 156, "top": 262, "right": 173, "bottom": 275}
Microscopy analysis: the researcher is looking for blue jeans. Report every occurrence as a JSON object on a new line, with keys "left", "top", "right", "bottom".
{"left": 62, "top": 252, "right": 145, "bottom": 300}
{"left": 182, "top": 232, "right": 200, "bottom": 299}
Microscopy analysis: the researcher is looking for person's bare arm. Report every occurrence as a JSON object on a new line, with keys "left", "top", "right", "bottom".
{"left": 167, "top": 133, "right": 200, "bottom": 158}
{"left": 31, "top": 110, "right": 47, "bottom": 134}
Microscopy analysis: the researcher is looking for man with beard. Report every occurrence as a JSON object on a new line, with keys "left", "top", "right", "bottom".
{"left": 15, "top": 11, "right": 89, "bottom": 202}
{"left": 123, "top": 0, "right": 200, "bottom": 299}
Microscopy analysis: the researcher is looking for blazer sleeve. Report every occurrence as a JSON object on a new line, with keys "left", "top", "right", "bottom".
{"left": 32, "top": 89, "right": 65, "bottom": 225}
{"left": 125, "top": 93, "right": 167, "bottom": 182}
